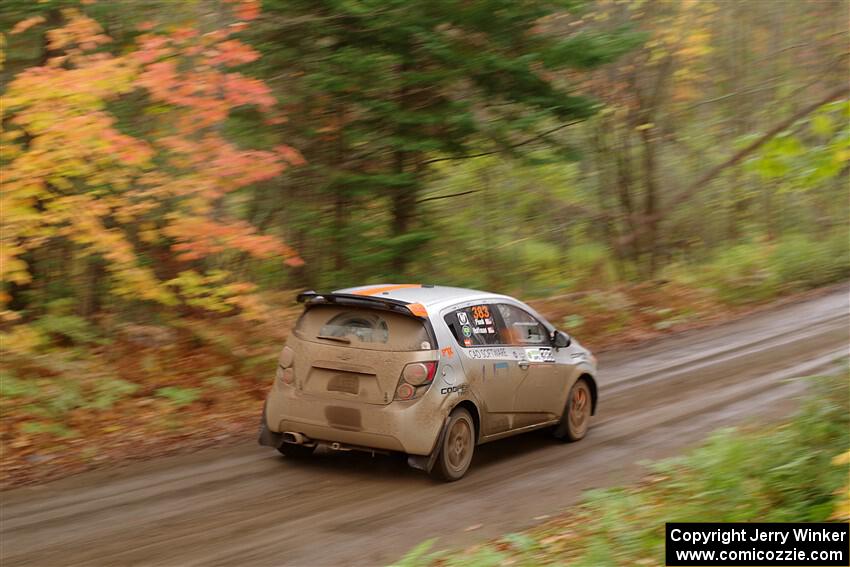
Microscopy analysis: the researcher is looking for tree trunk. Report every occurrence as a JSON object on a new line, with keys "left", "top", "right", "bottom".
{"left": 639, "top": 125, "right": 660, "bottom": 277}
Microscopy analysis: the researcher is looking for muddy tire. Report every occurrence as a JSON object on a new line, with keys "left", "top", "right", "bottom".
{"left": 554, "top": 378, "right": 592, "bottom": 442}
{"left": 277, "top": 443, "right": 316, "bottom": 458}
{"left": 431, "top": 408, "right": 475, "bottom": 482}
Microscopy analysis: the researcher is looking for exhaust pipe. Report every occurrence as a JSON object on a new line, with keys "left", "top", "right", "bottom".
{"left": 282, "top": 432, "right": 309, "bottom": 445}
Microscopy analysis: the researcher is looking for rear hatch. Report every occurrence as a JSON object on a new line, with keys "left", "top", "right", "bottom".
{"left": 290, "top": 304, "right": 436, "bottom": 405}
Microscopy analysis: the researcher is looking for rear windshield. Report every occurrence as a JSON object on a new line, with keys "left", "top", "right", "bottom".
{"left": 294, "top": 305, "right": 434, "bottom": 351}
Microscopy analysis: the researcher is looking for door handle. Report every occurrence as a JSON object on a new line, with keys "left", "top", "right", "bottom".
{"left": 518, "top": 360, "right": 530, "bottom": 370}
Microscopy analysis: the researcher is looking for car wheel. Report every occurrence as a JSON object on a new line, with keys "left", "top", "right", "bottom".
{"left": 554, "top": 378, "right": 592, "bottom": 442}
{"left": 431, "top": 408, "right": 475, "bottom": 482}
{"left": 277, "top": 442, "right": 316, "bottom": 458}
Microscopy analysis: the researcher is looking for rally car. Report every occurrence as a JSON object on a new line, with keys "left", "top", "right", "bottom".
{"left": 259, "top": 284, "right": 598, "bottom": 481}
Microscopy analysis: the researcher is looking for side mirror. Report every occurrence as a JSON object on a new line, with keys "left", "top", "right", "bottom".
{"left": 553, "top": 330, "right": 571, "bottom": 348}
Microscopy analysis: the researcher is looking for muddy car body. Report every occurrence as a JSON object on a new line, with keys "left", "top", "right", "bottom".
{"left": 259, "top": 284, "right": 598, "bottom": 480}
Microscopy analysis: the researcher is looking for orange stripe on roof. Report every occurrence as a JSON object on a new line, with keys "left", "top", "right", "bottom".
{"left": 352, "top": 284, "right": 422, "bottom": 296}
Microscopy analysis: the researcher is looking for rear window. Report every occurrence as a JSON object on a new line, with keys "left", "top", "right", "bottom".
{"left": 295, "top": 305, "right": 434, "bottom": 351}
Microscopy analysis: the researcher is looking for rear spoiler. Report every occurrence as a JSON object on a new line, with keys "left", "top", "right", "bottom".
{"left": 296, "top": 291, "right": 428, "bottom": 318}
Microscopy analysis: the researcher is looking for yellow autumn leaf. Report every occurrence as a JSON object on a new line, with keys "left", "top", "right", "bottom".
{"left": 832, "top": 451, "right": 850, "bottom": 466}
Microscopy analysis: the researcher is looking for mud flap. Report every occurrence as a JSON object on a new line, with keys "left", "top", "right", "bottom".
{"left": 407, "top": 415, "right": 451, "bottom": 473}
{"left": 257, "top": 403, "right": 283, "bottom": 449}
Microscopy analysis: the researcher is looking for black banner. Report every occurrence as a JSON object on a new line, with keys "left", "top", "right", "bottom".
{"left": 666, "top": 523, "right": 849, "bottom": 566}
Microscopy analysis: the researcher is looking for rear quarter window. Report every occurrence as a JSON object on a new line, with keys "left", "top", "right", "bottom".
{"left": 295, "top": 305, "right": 434, "bottom": 351}
{"left": 444, "top": 304, "right": 501, "bottom": 347}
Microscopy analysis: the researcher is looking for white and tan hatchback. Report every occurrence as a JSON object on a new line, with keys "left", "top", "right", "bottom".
{"left": 259, "top": 284, "right": 598, "bottom": 481}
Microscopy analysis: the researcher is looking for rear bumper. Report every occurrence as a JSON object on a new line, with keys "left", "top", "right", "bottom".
{"left": 258, "top": 403, "right": 284, "bottom": 448}
{"left": 264, "top": 382, "right": 444, "bottom": 455}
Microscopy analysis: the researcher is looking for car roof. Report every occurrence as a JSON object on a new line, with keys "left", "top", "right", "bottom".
{"left": 333, "top": 284, "right": 511, "bottom": 310}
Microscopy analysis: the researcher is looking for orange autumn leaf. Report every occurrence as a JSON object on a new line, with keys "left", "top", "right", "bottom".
{"left": 10, "top": 15, "right": 45, "bottom": 35}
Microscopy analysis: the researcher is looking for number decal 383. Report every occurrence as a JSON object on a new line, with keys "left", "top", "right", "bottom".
{"left": 471, "top": 305, "right": 490, "bottom": 320}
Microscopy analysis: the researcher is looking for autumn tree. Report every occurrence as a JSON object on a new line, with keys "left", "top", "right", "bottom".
{"left": 1, "top": 1, "right": 301, "bottom": 322}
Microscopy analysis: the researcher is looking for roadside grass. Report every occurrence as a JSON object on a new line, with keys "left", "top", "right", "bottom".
{"left": 663, "top": 232, "right": 850, "bottom": 305}
{"left": 393, "top": 369, "right": 850, "bottom": 567}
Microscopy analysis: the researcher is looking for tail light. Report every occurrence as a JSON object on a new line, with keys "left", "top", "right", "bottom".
{"left": 402, "top": 362, "right": 437, "bottom": 385}
{"left": 278, "top": 346, "right": 294, "bottom": 368}
{"left": 395, "top": 361, "right": 437, "bottom": 401}
{"left": 396, "top": 383, "right": 415, "bottom": 400}
{"left": 277, "top": 346, "right": 295, "bottom": 387}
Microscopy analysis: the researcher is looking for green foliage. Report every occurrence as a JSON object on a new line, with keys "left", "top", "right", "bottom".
{"left": 155, "top": 386, "right": 201, "bottom": 407}
{"left": 32, "top": 314, "right": 106, "bottom": 347}
{"left": 252, "top": 0, "right": 637, "bottom": 279}
{"left": 12, "top": 374, "right": 140, "bottom": 419}
{"left": 390, "top": 539, "right": 438, "bottom": 567}
{"left": 561, "top": 313, "right": 585, "bottom": 331}
{"left": 749, "top": 100, "right": 850, "bottom": 187}
{"left": 770, "top": 233, "right": 850, "bottom": 289}
{"left": 31, "top": 380, "right": 86, "bottom": 419}
{"left": 203, "top": 375, "right": 238, "bottom": 391}
{"left": 666, "top": 232, "right": 850, "bottom": 304}
{"left": 89, "top": 378, "right": 140, "bottom": 411}
{"left": 21, "top": 421, "right": 78, "bottom": 438}
{"left": 0, "top": 371, "right": 40, "bottom": 398}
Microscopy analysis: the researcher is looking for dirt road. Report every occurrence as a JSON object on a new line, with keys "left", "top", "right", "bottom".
{"left": 3, "top": 287, "right": 848, "bottom": 566}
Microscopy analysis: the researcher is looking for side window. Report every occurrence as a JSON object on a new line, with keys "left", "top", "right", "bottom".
{"left": 496, "top": 304, "right": 549, "bottom": 346}
{"left": 444, "top": 304, "right": 501, "bottom": 347}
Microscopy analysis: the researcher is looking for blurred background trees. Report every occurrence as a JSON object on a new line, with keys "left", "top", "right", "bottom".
{"left": 0, "top": 0, "right": 847, "bottom": 340}
{"left": 2, "top": 0, "right": 847, "bottom": 323}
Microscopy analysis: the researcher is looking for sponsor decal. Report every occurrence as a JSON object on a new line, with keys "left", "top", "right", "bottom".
{"left": 467, "top": 347, "right": 509, "bottom": 360}
{"left": 462, "top": 325, "right": 472, "bottom": 337}
{"left": 464, "top": 338, "right": 472, "bottom": 346}
{"left": 441, "top": 346, "right": 454, "bottom": 358}
{"left": 457, "top": 311, "right": 469, "bottom": 325}
{"left": 471, "top": 305, "right": 490, "bottom": 320}
{"left": 525, "top": 349, "right": 543, "bottom": 363}
{"left": 525, "top": 347, "right": 555, "bottom": 363}
{"left": 440, "top": 384, "right": 469, "bottom": 395}
{"left": 493, "top": 361, "right": 510, "bottom": 380}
